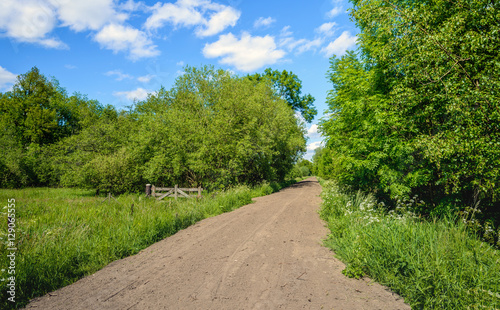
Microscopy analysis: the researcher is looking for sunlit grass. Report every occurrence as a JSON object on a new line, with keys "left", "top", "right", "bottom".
{"left": 320, "top": 181, "right": 500, "bottom": 309}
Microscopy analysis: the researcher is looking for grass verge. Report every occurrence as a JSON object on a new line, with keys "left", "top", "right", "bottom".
{"left": 320, "top": 180, "right": 500, "bottom": 309}
{"left": 0, "top": 180, "right": 295, "bottom": 309}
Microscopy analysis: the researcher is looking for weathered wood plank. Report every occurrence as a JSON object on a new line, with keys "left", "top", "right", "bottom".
{"left": 178, "top": 188, "right": 204, "bottom": 192}
{"left": 176, "top": 188, "right": 191, "bottom": 198}
{"left": 149, "top": 184, "right": 204, "bottom": 199}
{"left": 156, "top": 189, "right": 174, "bottom": 201}
{"left": 153, "top": 187, "right": 203, "bottom": 192}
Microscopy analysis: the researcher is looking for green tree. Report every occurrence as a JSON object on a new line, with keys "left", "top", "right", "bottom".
{"left": 136, "top": 66, "right": 306, "bottom": 190}
{"left": 248, "top": 68, "right": 317, "bottom": 122}
{"left": 321, "top": 0, "right": 500, "bottom": 217}
{"left": 0, "top": 67, "right": 114, "bottom": 188}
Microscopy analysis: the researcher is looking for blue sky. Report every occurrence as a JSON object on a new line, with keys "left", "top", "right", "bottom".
{"left": 0, "top": 0, "right": 358, "bottom": 159}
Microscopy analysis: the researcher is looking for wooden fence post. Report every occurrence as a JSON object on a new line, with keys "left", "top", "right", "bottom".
{"left": 174, "top": 184, "right": 178, "bottom": 200}
{"left": 152, "top": 185, "right": 156, "bottom": 198}
{"left": 146, "top": 184, "right": 151, "bottom": 197}
{"left": 198, "top": 186, "right": 201, "bottom": 198}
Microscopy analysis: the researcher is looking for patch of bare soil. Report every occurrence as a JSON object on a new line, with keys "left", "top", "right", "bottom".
{"left": 26, "top": 177, "right": 410, "bottom": 309}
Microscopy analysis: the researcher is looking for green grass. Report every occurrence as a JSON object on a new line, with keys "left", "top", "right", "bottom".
{"left": 320, "top": 181, "right": 500, "bottom": 310}
{"left": 0, "top": 180, "right": 295, "bottom": 309}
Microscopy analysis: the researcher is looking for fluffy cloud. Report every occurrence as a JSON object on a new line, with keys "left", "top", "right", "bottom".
{"left": 254, "top": 17, "right": 276, "bottom": 28}
{"left": 327, "top": 6, "right": 343, "bottom": 18}
{"left": 51, "top": 0, "right": 127, "bottom": 32}
{"left": 113, "top": 87, "right": 150, "bottom": 101}
{"left": 0, "top": 0, "right": 161, "bottom": 60}
{"left": 307, "top": 124, "right": 320, "bottom": 139}
{"left": 203, "top": 32, "right": 285, "bottom": 72}
{"left": 307, "top": 141, "right": 323, "bottom": 151}
{"left": 94, "top": 24, "right": 160, "bottom": 60}
{"left": 321, "top": 31, "right": 357, "bottom": 56}
{"left": 279, "top": 26, "right": 323, "bottom": 54}
{"left": 198, "top": 5, "right": 240, "bottom": 36}
{"left": 105, "top": 70, "right": 133, "bottom": 81}
{"left": 0, "top": 0, "right": 66, "bottom": 48}
{"left": 304, "top": 140, "right": 324, "bottom": 160}
{"left": 316, "top": 22, "right": 337, "bottom": 37}
{"left": 145, "top": 0, "right": 240, "bottom": 37}
{"left": 0, "top": 66, "right": 17, "bottom": 91}
{"left": 137, "top": 74, "right": 156, "bottom": 83}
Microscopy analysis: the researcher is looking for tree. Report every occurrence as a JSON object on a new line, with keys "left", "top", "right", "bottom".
{"left": 0, "top": 67, "right": 112, "bottom": 188}
{"left": 248, "top": 68, "right": 317, "bottom": 122}
{"left": 136, "top": 66, "right": 306, "bottom": 190}
{"left": 320, "top": 0, "right": 500, "bottom": 216}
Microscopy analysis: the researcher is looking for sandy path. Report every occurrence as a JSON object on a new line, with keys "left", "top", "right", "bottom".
{"left": 26, "top": 177, "right": 410, "bottom": 309}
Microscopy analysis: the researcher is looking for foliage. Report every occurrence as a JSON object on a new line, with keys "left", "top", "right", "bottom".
{"left": 288, "top": 158, "right": 313, "bottom": 178}
{"left": 320, "top": 181, "right": 500, "bottom": 310}
{"left": 0, "top": 67, "right": 108, "bottom": 188}
{"left": 131, "top": 66, "right": 306, "bottom": 191}
{"left": 319, "top": 0, "right": 500, "bottom": 222}
{"left": 0, "top": 66, "right": 307, "bottom": 193}
{"left": 0, "top": 180, "right": 296, "bottom": 309}
{"left": 248, "top": 68, "right": 317, "bottom": 122}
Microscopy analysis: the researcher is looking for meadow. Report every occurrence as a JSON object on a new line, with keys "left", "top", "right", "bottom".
{"left": 319, "top": 180, "right": 500, "bottom": 309}
{"left": 0, "top": 180, "right": 295, "bottom": 309}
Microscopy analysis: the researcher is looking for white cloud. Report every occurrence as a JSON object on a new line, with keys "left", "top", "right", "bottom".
{"left": 197, "top": 6, "right": 240, "bottom": 37}
{"left": 94, "top": 23, "right": 160, "bottom": 60}
{"left": 145, "top": 0, "right": 240, "bottom": 37}
{"left": 203, "top": 32, "right": 286, "bottom": 72}
{"left": 307, "top": 141, "right": 323, "bottom": 151}
{"left": 105, "top": 70, "right": 133, "bottom": 81}
{"left": 307, "top": 124, "right": 320, "bottom": 139}
{"left": 327, "top": 6, "right": 343, "bottom": 18}
{"left": 295, "top": 38, "right": 323, "bottom": 54}
{"left": 176, "top": 61, "right": 185, "bottom": 66}
{"left": 316, "top": 22, "right": 337, "bottom": 37}
{"left": 145, "top": 1, "right": 203, "bottom": 29}
{"left": 254, "top": 17, "right": 275, "bottom": 28}
{"left": 307, "top": 141, "right": 321, "bottom": 152}
{"left": 0, "top": 66, "right": 17, "bottom": 91}
{"left": 321, "top": 31, "right": 357, "bottom": 56}
{"left": 65, "top": 64, "right": 77, "bottom": 69}
{"left": 51, "top": 0, "right": 127, "bottom": 32}
{"left": 304, "top": 140, "right": 324, "bottom": 160}
{"left": 279, "top": 26, "right": 323, "bottom": 54}
{"left": 0, "top": 0, "right": 67, "bottom": 48}
{"left": 118, "top": 0, "right": 147, "bottom": 12}
{"left": 280, "top": 26, "right": 293, "bottom": 37}
{"left": 137, "top": 74, "right": 156, "bottom": 83}
{"left": 113, "top": 87, "right": 150, "bottom": 101}
{"left": 0, "top": 0, "right": 147, "bottom": 52}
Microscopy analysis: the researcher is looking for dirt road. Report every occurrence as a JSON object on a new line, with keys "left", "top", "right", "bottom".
{"left": 27, "top": 178, "right": 410, "bottom": 309}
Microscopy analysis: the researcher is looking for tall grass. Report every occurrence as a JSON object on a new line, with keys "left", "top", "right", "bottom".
{"left": 0, "top": 180, "right": 294, "bottom": 309}
{"left": 320, "top": 181, "right": 500, "bottom": 309}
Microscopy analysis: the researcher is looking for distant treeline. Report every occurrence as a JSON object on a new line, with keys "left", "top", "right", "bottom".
{"left": 316, "top": 0, "right": 500, "bottom": 224}
{"left": 0, "top": 66, "right": 314, "bottom": 193}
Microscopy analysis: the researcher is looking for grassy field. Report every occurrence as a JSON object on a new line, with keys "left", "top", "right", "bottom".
{"left": 319, "top": 180, "right": 500, "bottom": 310}
{"left": 0, "top": 180, "right": 296, "bottom": 309}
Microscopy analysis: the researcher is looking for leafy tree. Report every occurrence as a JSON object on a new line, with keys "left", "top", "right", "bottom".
{"left": 320, "top": 0, "right": 500, "bottom": 217}
{"left": 248, "top": 68, "right": 317, "bottom": 122}
{"left": 0, "top": 66, "right": 307, "bottom": 192}
{"left": 137, "top": 66, "right": 306, "bottom": 190}
{"left": 288, "top": 158, "right": 313, "bottom": 178}
{"left": 0, "top": 67, "right": 113, "bottom": 188}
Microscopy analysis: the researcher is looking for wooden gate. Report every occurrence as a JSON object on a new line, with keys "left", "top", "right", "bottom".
{"left": 146, "top": 184, "right": 203, "bottom": 200}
